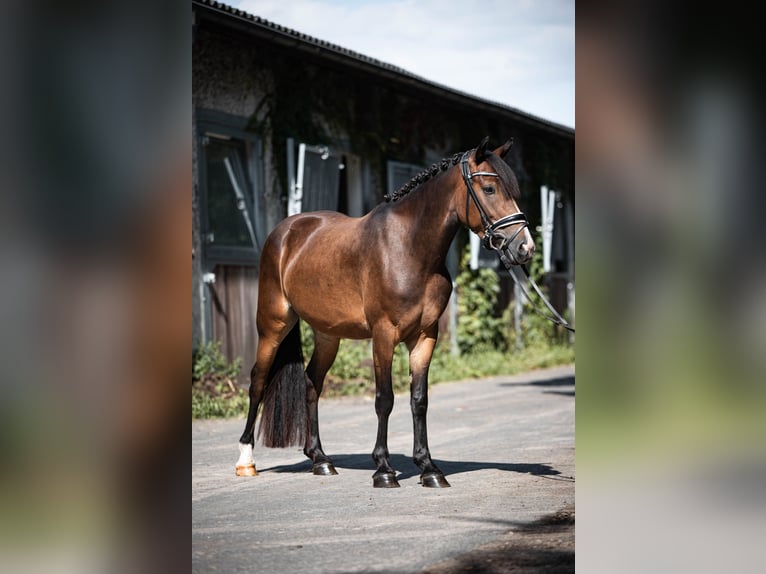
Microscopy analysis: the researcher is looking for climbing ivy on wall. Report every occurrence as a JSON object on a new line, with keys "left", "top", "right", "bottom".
{"left": 236, "top": 37, "right": 551, "bottom": 204}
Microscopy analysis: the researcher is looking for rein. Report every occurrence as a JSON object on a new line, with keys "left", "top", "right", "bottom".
{"left": 507, "top": 265, "right": 575, "bottom": 333}
{"left": 460, "top": 150, "right": 575, "bottom": 333}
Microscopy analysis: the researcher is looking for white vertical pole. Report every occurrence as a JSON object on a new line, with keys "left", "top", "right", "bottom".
{"left": 199, "top": 280, "right": 208, "bottom": 343}
{"left": 286, "top": 138, "right": 296, "bottom": 216}
{"left": 287, "top": 141, "right": 305, "bottom": 216}
{"left": 449, "top": 286, "right": 459, "bottom": 356}
{"left": 514, "top": 280, "right": 523, "bottom": 350}
{"left": 567, "top": 282, "right": 575, "bottom": 344}
{"left": 469, "top": 232, "right": 480, "bottom": 270}
{"left": 541, "top": 185, "right": 556, "bottom": 274}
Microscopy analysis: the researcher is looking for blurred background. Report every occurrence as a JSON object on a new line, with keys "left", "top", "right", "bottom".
{"left": 0, "top": 1, "right": 189, "bottom": 572}
{"left": 0, "top": 0, "right": 763, "bottom": 573}
{"left": 577, "top": 1, "right": 766, "bottom": 571}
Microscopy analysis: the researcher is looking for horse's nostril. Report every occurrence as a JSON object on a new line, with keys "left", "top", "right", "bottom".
{"left": 518, "top": 242, "right": 534, "bottom": 259}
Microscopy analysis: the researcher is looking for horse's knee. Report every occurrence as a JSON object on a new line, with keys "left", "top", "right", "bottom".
{"left": 410, "top": 372, "right": 430, "bottom": 410}
{"left": 410, "top": 391, "right": 428, "bottom": 416}
{"left": 374, "top": 389, "right": 394, "bottom": 416}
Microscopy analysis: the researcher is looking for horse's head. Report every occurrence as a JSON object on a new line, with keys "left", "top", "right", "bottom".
{"left": 458, "top": 137, "right": 535, "bottom": 265}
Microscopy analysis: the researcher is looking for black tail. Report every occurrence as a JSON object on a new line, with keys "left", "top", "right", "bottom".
{"left": 257, "top": 322, "right": 308, "bottom": 448}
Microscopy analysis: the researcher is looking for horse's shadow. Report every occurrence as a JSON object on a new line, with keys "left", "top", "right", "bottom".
{"left": 500, "top": 376, "right": 574, "bottom": 388}
{"left": 500, "top": 376, "right": 575, "bottom": 397}
{"left": 260, "top": 453, "right": 565, "bottom": 481}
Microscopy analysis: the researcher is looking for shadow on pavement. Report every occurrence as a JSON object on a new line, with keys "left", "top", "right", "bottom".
{"left": 499, "top": 376, "right": 574, "bottom": 388}
{"left": 260, "top": 453, "right": 563, "bottom": 481}
{"left": 422, "top": 506, "right": 575, "bottom": 574}
{"left": 544, "top": 389, "right": 575, "bottom": 397}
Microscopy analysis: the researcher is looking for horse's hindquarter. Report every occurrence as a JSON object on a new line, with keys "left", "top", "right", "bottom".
{"left": 279, "top": 212, "right": 372, "bottom": 338}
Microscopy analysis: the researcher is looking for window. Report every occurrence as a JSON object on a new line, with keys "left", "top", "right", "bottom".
{"left": 205, "top": 137, "right": 257, "bottom": 247}
{"left": 198, "top": 110, "right": 265, "bottom": 265}
{"left": 287, "top": 141, "right": 343, "bottom": 216}
{"left": 387, "top": 161, "right": 424, "bottom": 196}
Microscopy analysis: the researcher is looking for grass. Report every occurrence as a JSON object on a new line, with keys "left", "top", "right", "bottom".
{"left": 191, "top": 340, "right": 574, "bottom": 419}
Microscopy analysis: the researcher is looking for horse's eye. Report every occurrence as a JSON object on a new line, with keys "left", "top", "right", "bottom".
{"left": 482, "top": 185, "right": 495, "bottom": 195}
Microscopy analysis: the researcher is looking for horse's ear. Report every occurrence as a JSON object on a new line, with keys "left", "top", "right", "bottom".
{"left": 474, "top": 136, "right": 490, "bottom": 163}
{"left": 495, "top": 138, "right": 514, "bottom": 159}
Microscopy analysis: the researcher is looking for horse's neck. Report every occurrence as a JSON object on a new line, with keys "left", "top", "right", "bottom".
{"left": 389, "top": 172, "right": 462, "bottom": 262}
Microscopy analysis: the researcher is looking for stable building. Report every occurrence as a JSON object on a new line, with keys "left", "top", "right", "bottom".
{"left": 192, "top": 0, "right": 574, "bottom": 377}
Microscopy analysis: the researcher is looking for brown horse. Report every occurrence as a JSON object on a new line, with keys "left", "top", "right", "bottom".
{"left": 235, "top": 137, "right": 534, "bottom": 487}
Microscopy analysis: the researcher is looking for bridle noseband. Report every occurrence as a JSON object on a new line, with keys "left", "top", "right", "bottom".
{"left": 460, "top": 150, "right": 529, "bottom": 257}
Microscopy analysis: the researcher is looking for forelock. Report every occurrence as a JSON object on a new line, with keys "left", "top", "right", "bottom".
{"left": 486, "top": 154, "right": 520, "bottom": 200}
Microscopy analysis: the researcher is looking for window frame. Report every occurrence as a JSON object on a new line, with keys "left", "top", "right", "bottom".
{"left": 197, "top": 108, "right": 264, "bottom": 266}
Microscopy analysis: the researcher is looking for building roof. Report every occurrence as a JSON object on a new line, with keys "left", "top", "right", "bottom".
{"left": 193, "top": 0, "right": 574, "bottom": 140}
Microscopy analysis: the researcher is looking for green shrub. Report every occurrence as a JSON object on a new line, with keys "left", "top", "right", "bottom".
{"left": 192, "top": 341, "right": 247, "bottom": 419}
{"left": 428, "top": 342, "right": 574, "bottom": 384}
{"left": 455, "top": 245, "right": 507, "bottom": 353}
{"left": 193, "top": 340, "right": 242, "bottom": 383}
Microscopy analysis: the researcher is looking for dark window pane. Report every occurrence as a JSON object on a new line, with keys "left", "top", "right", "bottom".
{"left": 301, "top": 150, "right": 340, "bottom": 213}
{"left": 206, "top": 138, "right": 255, "bottom": 248}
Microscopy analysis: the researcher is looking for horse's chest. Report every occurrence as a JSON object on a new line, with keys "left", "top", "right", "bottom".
{"left": 375, "top": 272, "right": 451, "bottom": 323}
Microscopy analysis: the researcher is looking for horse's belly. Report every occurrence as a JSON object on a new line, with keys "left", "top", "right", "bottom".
{"left": 309, "top": 318, "right": 371, "bottom": 340}
{"left": 284, "top": 268, "right": 368, "bottom": 337}
{"left": 294, "top": 298, "right": 371, "bottom": 339}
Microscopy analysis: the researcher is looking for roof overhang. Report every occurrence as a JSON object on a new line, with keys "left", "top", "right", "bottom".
{"left": 193, "top": 0, "right": 574, "bottom": 140}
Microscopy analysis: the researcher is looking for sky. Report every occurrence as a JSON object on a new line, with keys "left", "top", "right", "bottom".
{"left": 230, "top": 0, "right": 574, "bottom": 129}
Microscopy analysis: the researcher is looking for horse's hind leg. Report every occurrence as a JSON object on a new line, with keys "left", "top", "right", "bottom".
{"left": 236, "top": 309, "right": 298, "bottom": 476}
{"left": 409, "top": 330, "right": 450, "bottom": 488}
{"left": 304, "top": 331, "right": 340, "bottom": 475}
{"left": 235, "top": 358, "right": 267, "bottom": 476}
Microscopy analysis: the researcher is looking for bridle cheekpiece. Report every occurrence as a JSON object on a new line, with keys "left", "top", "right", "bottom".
{"left": 460, "top": 150, "right": 529, "bottom": 256}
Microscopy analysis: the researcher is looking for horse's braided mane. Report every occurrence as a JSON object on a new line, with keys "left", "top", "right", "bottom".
{"left": 384, "top": 151, "right": 464, "bottom": 202}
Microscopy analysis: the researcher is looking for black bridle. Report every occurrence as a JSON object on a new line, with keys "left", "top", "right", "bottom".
{"left": 460, "top": 151, "right": 529, "bottom": 256}
{"left": 460, "top": 150, "right": 575, "bottom": 333}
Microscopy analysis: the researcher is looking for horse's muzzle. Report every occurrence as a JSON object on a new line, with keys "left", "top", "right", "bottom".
{"left": 515, "top": 237, "right": 535, "bottom": 264}
{"left": 497, "top": 237, "right": 534, "bottom": 267}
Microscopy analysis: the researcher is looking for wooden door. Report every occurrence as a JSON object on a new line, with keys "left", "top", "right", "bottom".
{"left": 208, "top": 265, "right": 258, "bottom": 385}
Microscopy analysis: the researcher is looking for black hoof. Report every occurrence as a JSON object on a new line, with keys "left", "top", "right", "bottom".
{"left": 312, "top": 461, "right": 338, "bottom": 476}
{"left": 372, "top": 472, "right": 400, "bottom": 488}
{"left": 420, "top": 472, "right": 451, "bottom": 488}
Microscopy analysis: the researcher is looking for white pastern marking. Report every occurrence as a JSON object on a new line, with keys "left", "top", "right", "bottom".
{"left": 237, "top": 442, "right": 254, "bottom": 467}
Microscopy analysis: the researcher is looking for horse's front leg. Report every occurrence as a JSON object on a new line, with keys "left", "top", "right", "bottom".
{"left": 371, "top": 334, "right": 399, "bottom": 488}
{"left": 409, "top": 331, "right": 450, "bottom": 487}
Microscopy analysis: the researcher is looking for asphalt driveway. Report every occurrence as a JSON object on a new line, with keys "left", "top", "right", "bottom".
{"left": 192, "top": 365, "right": 574, "bottom": 573}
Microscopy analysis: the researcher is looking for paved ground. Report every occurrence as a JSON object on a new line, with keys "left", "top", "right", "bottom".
{"left": 192, "top": 365, "right": 574, "bottom": 573}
